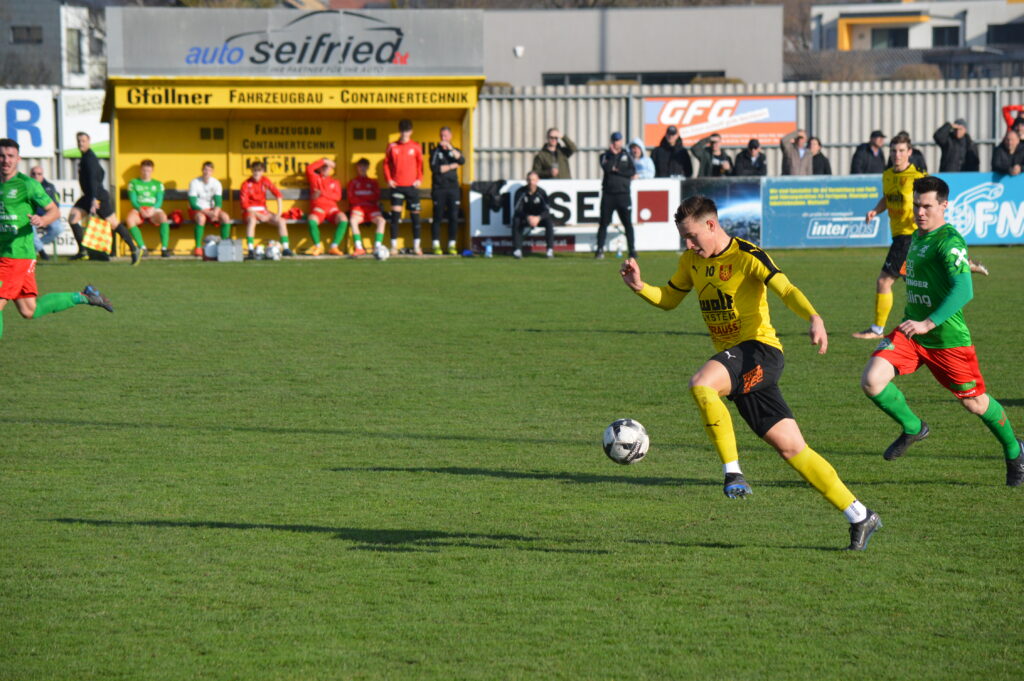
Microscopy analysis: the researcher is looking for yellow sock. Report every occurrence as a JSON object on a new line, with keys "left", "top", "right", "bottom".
{"left": 690, "top": 386, "right": 738, "bottom": 465}
{"left": 874, "top": 292, "right": 893, "bottom": 329}
{"left": 786, "top": 446, "right": 855, "bottom": 511}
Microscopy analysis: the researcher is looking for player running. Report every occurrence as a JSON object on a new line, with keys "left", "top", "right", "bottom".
{"left": 620, "top": 195, "right": 882, "bottom": 550}
{"left": 860, "top": 176, "right": 1023, "bottom": 486}
{"left": 335, "top": 158, "right": 386, "bottom": 257}
{"left": 0, "top": 138, "right": 112, "bottom": 339}
{"left": 304, "top": 157, "right": 346, "bottom": 257}
{"left": 188, "top": 161, "right": 231, "bottom": 256}
{"left": 126, "top": 159, "right": 171, "bottom": 258}
{"left": 384, "top": 119, "right": 424, "bottom": 256}
{"left": 240, "top": 162, "right": 291, "bottom": 258}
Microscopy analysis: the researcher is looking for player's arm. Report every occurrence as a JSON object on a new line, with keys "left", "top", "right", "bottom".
{"left": 899, "top": 254, "right": 974, "bottom": 337}
{"left": 430, "top": 148, "right": 445, "bottom": 176}
{"left": 414, "top": 147, "right": 423, "bottom": 187}
{"left": 866, "top": 195, "right": 887, "bottom": 222}
{"left": 454, "top": 148, "right": 465, "bottom": 166}
{"left": 268, "top": 181, "right": 283, "bottom": 214}
{"left": 28, "top": 185, "right": 58, "bottom": 228}
{"left": 768, "top": 273, "right": 828, "bottom": 354}
{"left": 620, "top": 258, "right": 689, "bottom": 310}
{"left": 188, "top": 181, "right": 202, "bottom": 211}
{"left": 154, "top": 182, "right": 164, "bottom": 210}
{"left": 128, "top": 182, "right": 141, "bottom": 210}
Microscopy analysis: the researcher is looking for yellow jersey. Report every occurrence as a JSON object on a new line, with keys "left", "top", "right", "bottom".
{"left": 882, "top": 163, "right": 927, "bottom": 237}
{"left": 637, "top": 237, "right": 816, "bottom": 353}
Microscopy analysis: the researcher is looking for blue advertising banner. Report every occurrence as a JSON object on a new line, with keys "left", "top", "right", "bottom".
{"left": 941, "top": 172, "right": 1024, "bottom": 245}
{"left": 761, "top": 176, "right": 889, "bottom": 249}
{"left": 681, "top": 177, "right": 764, "bottom": 245}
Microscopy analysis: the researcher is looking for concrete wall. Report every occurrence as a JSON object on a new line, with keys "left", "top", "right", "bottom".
{"left": 0, "top": 0, "right": 62, "bottom": 86}
{"left": 483, "top": 7, "right": 783, "bottom": 86}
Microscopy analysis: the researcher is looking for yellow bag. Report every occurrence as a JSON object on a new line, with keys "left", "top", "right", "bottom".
{"left": 82, "top": 215, "right": 113, "bottom": 254}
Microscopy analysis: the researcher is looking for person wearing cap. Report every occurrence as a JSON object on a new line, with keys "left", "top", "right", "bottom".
{"left": 780, "top": 129, "right": 812, "bottom": 176}
{"left": 732, "top": 139, "right": 767, "bottom": 176}
{"left": 595, "top": 132, "right": 637, "bottom": 259}
{"left": 809, "top": 137, "right": 832, "bottom": 176}
{"left": 629, "top": 138, "right": 655, "bottom": 179}
{"left": 650, "top": 125, "right": 692, "bottom": 178}
{"left": 851, "top": 131, "right": 887, "bottom": 175}
{"left": 532, "top": 127, "right": 577, "bottom": 180}
{"left": 692, "top": 133, "right": 732, "bottom": 177}
{"left": 934, "top": 118, "right": 979, "bottom": 173}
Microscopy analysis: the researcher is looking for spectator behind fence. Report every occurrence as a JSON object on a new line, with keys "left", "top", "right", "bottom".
{"left": 29, "top": 166, "right": 65, "bottom": 260}
{"left": 809, "top": 137, "right": 832, "bottom": 176}
{"left": 651, "top": 125, "right": 692, "bottom": 178}
{"left": 850, "top": 130, "right": 887, "bottom": 174}
{"left": 992, "top": 129, "right": 1024, "bottom": 176}
{"left": 595, "top": 132, "right": 636, "bottom": 259}
{"left": 885, "top": 131, "right": 928, "bottom": 173}
{"left": 780, "top": 129, "right": 812, "bottom": 176}
{"left": 692, "top": 134, "right": 732, "bottom": 177}
{"left": 629, "top": 138, "right": 655, "bottom": 179}
{"left": 532, "top": 128, "right": 577, "bottom": 179}
{"left": 934, "top": 118, "right": 979, "bottom": 172}
{"left": 732, "top": 139, "right": 767, "bottom": 176}
{"left": 511, "top": 171, "right": 555, "bottom": 260}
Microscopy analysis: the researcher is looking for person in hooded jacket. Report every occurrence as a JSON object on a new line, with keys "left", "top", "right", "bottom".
{"left": 732, "top": 139, "right": 767, "bottom": 176}
{"left": 650, "top": 125, "right": 692, "bottom": 178}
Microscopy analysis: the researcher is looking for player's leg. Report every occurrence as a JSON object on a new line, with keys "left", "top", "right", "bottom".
{"left": 194, "top": 211, "right": 209, "bottom": 257}
{"left": 330, "top": 208, "right": 354, "bottom": 255}
{"left": 347, "top": 214, "right": 367, "bottom": 256}
{"left": 409, "top": 191, "right": 423, "bottom": 256}
{"left": 595, "top": 194, "right": 614, "bottom": 258}
{"left": 688, "top": 355, "right": 745, "bottom": 497}
{"left": 616, "top": 198, "right": 637, "bottom": 258}
{"left": 431, "top": 194, "right": 444, "bottom": 254}
{"left": 275, "top": 214, "right": 293, "bottom": 255}
{"left": 862, "top": 338, "right": 929, "bottom": 459}
{"left": 372, "top": 214, "right": 386, "bottom": 252}
{"left": 541, "top": 212, "right": 555, "bottom": 258}
{"left": 511, "top": 215, "right": 525, "bottom": 259}
{"left": 67, "top": 203, "right": 89, "bottom": 259}
{"left": 218, "top": 210, "right": 232, "bottom": 240}
{"left": 306, "top": 208, "right": 323, "bottom": 255}
{"left": 245, "top": 211, "right": 259, "bottom": 256}
{"left": 447, "top": 192, "right": 460, "bottom": 254}
{"left": 388, "top": 193, "right": 403, "bottom": 255}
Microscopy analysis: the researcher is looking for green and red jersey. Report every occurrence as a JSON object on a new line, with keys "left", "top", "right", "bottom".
{"left": 902, "top": 223, "right": 972, "bottom": 349}
{"left": 0, "top": 172, "right": 53, "bottom": 259}
{"left": 128, "top": 178, "right": 164, "bottom": 209}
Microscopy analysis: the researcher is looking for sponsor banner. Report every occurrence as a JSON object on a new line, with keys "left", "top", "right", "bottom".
{"left": 113, "top": 85, "right": 477, "bottom": 110}
{"left": 941, "top": 172, "right": 1024, "bottom": 245}
{"left": 0, "top": 89, "right": 55, "bottom": 157}
{"left": 41, "top": 180, "right": 85, "bottom": 256}
{"left": 469, "top": 179, "right": 681, "bottom": 252}
{"left": 60, "top": 90, "right": 109, "bottom": 159}
{"left": 644, "top": 96, "right": 797, "bottom": 148}
{"left": 761, "top": 176, "right": 889, "bottom": 249}
{"left": 108, "top": 8, "right": 483, "bottom": 77}
{"left": 681, "top": 177, "right": 763, "bottom": 245}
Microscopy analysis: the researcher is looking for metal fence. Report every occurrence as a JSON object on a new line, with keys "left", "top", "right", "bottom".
{"left": 473, "top": 78, "right": 1024, "bottom": 181}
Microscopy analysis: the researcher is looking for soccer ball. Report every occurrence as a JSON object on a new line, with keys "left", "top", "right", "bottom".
{"left": 602, "top": 418, "right": 650, "bottom": 465}
{"left": 374, "top": 243, "right": 390, "bottom": 261}
{"left": 254, "top": 244, "right": 266, "bottom": 260}
{"left": 265, "top": 241, "right": 282, "bottom": 261}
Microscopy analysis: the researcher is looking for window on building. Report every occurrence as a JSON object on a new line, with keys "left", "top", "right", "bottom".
{"left": 932, "top": 26, "right": 959, "bottom": 48}
{"left": 66, "top": 28, "right": 83, "bottom": 74}
{"left": 987, "top": 23, "right": 1024, "bottom": 46}
{"left": 871, "top": 27, "right": 909, "bottom": 49}
{"left": 11, "top": 26, "right": 43, "bottom": 44}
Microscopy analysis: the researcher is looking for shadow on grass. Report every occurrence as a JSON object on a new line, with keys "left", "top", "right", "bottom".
{"left": 624, "top": 538, "right": 843, "bottom": 552}
{"left": 518, "top": 328, "right": 706, "bottom": 337}
{"left": 48, "top": 517, "right": 607, "bottom": 554}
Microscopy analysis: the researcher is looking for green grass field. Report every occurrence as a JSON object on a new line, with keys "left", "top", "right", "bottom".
{"left": 2, "top": 247, "right": 1022, "bottom": 680}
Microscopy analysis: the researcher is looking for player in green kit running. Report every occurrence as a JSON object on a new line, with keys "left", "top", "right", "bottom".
{"left": 125, "top": 159, "right": 171, "bottom": 257}
{"left": 860, "top": 176, "right": 1023, "bottom": 486}
{"left": 0, "top": 138, "right": 112, "bottom": 339}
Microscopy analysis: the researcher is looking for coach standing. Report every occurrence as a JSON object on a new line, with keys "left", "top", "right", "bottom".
{"left": 429, "top": 126, "right": 465, "bottom": 255}
{"left": 594, "top": 132, "right": 636, "bottom": 260}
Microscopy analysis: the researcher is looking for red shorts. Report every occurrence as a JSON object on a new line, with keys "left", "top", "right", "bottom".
{"left": 349, "top": 205, "right": 381, "bottom": 225}
{"left": 245, "top": 207, "right": 274, "bottom": 222}
{"left": 130, "top": 206, "right": 164, "bottom": 224}
{"left": 311, "top": 205, "right": 344, "bottom": 222}
{"left": 0, "top": 257, "right": 38, "bottom": 300}
{"left": 191, "top": 208, "right": 223, "bottom": 223}
{"left": 872, "top": 330, "right": 986, "bottom": 398}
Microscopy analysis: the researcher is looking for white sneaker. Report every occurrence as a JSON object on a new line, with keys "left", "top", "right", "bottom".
{"left": 512, "top": 249, "right": 522, "bottom": 259}
{"left": 546, "top": 248, "right": 554, "bottom": 258}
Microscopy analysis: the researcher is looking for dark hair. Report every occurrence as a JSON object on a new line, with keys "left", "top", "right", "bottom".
{"left": 202, "top": 161, "right": 214, "bottom": 169}
{"left": 891, "top": 132, "right": 912, "bottom": 148}
{"left": 140, "top": 159, "right": 154, "bottom": 168}
{"left": 526, "top": 170, "right": 539, "bottom": 181}
{"left": 398, "top": 118, "right": 413, "bottom": 133}
{"left": 250, "top": 162, "right": 265, "bottom": 172}
{"left": 913, "top": 176, "right": 949, "bottom": 202}
{"left": 809, "top": 136, "right": 822, "bottom": 146}
{"left": 0, "top": 137, "right": 19, "bottom": 151}
{"left": 76, "top": 131, "right": 89, "bottom": 139}
{"left": 675, "top": 195, "right": 718, "bottom": 226}
{"left": 440, "top": 126, "right": 451, "bottom": 135}
{"left": 356, "top": 157, "right": 370, "bottom": 167}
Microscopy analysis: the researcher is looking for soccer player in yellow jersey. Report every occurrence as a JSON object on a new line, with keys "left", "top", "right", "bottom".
{"left": 853, "top": 132, "right": 927, "bottom": 340}
{"left": 620, "top": 196, "right": 882, "bottom": 550}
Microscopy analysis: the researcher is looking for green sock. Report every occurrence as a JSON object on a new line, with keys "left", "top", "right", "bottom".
{"left": 0, "top": 308, "right": 4, "bottom": 338}
{"left": 247, "top": 237, "right": 255, "bottom": 249}
{"left": 220, "top": 224, "right": 231, "bottom": 240}
{"left": 868, "top": 383, "right": 923, "bottom": 435}
{"left": 159, "top": 222, "right": 170, "bottom": 249}
{"left": 374, "top": 232, "right": 384, "bottom": 245}
{"left": 194, "top": 224, "right": 204, "bottom": 248}
{"left": 33, "top": 292, "right": 85, "bottom": 318}
{"left": 308, "top": 218, "right": 321, "bottom": 244}
{"left": 281, "top": 235, "right": 289, "bottom": 247}
{"left": 979, "top": 397, "right": 1019, "bottom": 458}
{"left": 332, "top": 221, "right": 349, "bottom": 247}
{"left": 129, "top": 226, "right": 145, "bottom": 250}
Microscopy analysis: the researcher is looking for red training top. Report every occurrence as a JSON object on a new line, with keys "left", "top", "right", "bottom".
{"left": 305, "top": 159, "right": 342, "bottom": 211}
{"left": 240, "top": 175, "right": 282, "bottom": 211}
{"left": 383, "top": 139, "right": 423, "bottom": 186}
{"left": 347, "top": 176, "right": 381, "bottom": 210}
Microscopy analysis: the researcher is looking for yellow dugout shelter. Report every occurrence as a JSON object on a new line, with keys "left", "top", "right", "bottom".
{"left": 103, "top": 7, "right": 484, "bottom": 254}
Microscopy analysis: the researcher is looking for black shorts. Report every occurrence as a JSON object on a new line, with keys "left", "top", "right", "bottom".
{"left": 882, "top": 234, "right": 912, "bottom": 278}
{"left": 711, "top": 340, "right": 793, "bottom": 438}
{"left": 390, "top": 186, "right": 421, "bottom": 212}
{"left": 74, "top": 190, "right": 114, "bottom": 219}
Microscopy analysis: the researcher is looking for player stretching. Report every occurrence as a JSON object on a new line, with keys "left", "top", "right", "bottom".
{"left": 126, "top": 159, "right": 171, "bottom": 258}
{"left": 336, "top": 158, "right": 386, "bottom": 257}
{"left": 620, "top": 196, "right": 881, "bottom": 550}
{"left": 188, "top": 161, "right": 231, "bottom": 255}
{"left": 304, "top": 157, "right": 346, "bottom": 257}
{"left": 240, "top": 162, "right": 292, "bottom": 258}
{"left": 0, "top": 138, "right": 112, "bottom": 339}
{"left": 861, "top": 176, "right": 1023, "bottom": 486}
{"left": 384, "top": 119, "right": 424, "bottom": 256}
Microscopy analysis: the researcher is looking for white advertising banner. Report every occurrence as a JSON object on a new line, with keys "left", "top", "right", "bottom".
{"left": 60, "top": 90, "right": 109, "bottom": 159}
{"left": 469, "top": 178, "right": 681, "bottom": 253}
{"left": 0, "top": 89, "right": 55, "bottom": 158}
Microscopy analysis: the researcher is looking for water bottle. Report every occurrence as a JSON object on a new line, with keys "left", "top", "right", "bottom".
{"left": 484, "top": 238, "right": 493, "bottom": 258}
{"left": 615, "top": 244, "right": 623, "bottom": 258}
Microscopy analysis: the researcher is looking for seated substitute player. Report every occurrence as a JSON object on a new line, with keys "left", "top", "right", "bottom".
{"left": 860, "top": 176, "right": 1023, "bottom": 486}
{"left": 304, "top": 157, "right": 346, "bottom": 257}
{"left": 335, "top": 158, "right": 386, "bottom": 257}
{"left": 619, "top": 195, "right": 882, "bottom": 550}
{"left": 511, "top": 171, "right": 555, "bottom": 259}
{"left": 240, "top": 162, "right": 292, "bottom": 258}
{"left": 0, "top": 138, "right": 112, "bottom": 340}
{"left": 188, "top": 161, "right": 231, "bottom": 255}
{"left": 384, "top": 118, "right": 424, "bottom": 256}
{"left": 126, "top": 159, "right": 171, "bottom": 258}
